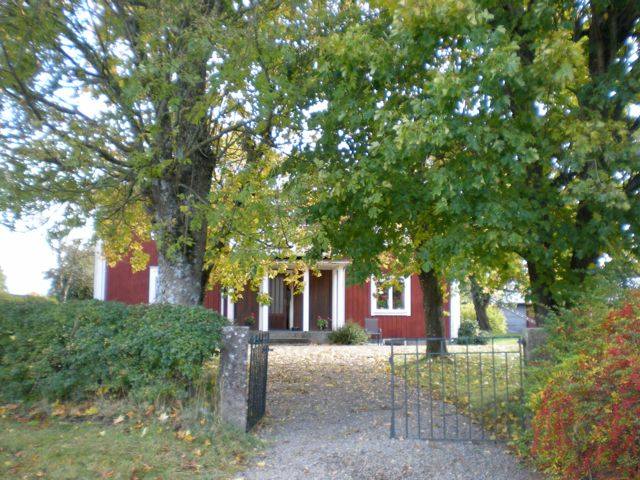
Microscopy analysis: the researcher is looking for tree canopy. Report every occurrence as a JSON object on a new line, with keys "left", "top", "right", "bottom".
{"left": 0, "top": 0, "right": 314, "bottom": 304}
{"left": 45, "top": 239, "right": 94, "bottom": 302}
{"left": 1, "top": 0, "right": 638, "bottom": 328}
{"left": 293, "top": 0, "right": 640, "bottom": 325}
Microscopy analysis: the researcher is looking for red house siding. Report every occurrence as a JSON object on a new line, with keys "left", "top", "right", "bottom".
{"left": 101, "top": 241, "right": 451, "bottom": 339}
{"left": 203, "top": 285, "right": 221, "bottom": 312}
{"left": 345, "top": 274, "right": 451, "bottom": 338}
{"left": 106, "top": 241, "right": 158, "bottom": 304}
{"left": 106, "top": 241, "right": 224, "bottom": 310}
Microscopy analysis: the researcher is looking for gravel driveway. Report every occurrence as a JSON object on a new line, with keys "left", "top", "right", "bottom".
{"left": 236, "top": 345, "right": 542, "bottom": 480}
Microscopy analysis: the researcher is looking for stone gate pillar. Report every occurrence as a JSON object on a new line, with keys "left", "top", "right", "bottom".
{"left": 216, "top": 326, "right": 249, "bottom": 431}
{"left": 522, "top": 327, "right": 549, "bottom": 363}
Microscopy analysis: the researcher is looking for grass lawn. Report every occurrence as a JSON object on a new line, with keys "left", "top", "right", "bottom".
{"left": 396, "top": 338, "right": 525, "bottom": 439}
{"left": 0, "top": 405, "right": 259, "bottom": 479}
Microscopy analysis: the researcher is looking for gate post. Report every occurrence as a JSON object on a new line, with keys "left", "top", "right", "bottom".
{"left": 216, "top": 326, "right": 249, "bottom": 431}
{"left": 522, "top": 328, "right": 548, "bottom": 363}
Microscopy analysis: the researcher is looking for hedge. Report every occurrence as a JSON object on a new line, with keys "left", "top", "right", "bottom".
{"left": 0, "top": 297, "right": 227, "bottom": 403}
{"left": 530, "top": 298, "right": 640, "bottom": 479}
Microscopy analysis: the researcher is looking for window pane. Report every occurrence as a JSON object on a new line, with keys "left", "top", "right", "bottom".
{"left": 392, "top": 285, "right": 404, "bottom": 310}
{"left": 376, "top": 288, "right": 389, "bottom": 310}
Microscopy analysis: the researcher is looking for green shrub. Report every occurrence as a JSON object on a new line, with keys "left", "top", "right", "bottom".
{"left": 328, "top": 322, "right": 369, "bottom": 345}
{"left": 531, "top": 298, "right": 640, "bottom": 479}
{"left": 316, "top": 317, "right": 328, "bottom": 331}
{"left": 456, "top": 319, "right": 489, "bottom": 345}
{"left": 0, "top": 298, "right": 226, "bottom": 403}
{"left": 460, "top": 303, "right": 507, "bottom": 334}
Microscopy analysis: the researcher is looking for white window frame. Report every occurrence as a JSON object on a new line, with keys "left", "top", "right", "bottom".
{"left": 370, "top": 276, "right": 411, "bottom": 316}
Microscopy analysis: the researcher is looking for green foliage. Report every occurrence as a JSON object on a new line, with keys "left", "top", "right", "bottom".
{"left": 457, "top": 319, "right": 480, "bottom": 338}
{"left": 316, "top": 317, "right": 328, "bottom": 331}
{"left": 328, "top": 322, "right": 369, "bottom": 345}
{"left": 456, "top": 319, "right": 490, "bottom": 345}
{"left": 0, "top": 292, "right": 52, "bottom": 304}
{"left": 45, "top": 240, "right": 94, "bottom": 302}
{"left": 460, "top": 303, "right": 507, "bottom": 335}
{"left": 0, "top": 0, "right": 313, "bottom": 304}
{"left": 0, "top": 298, "right": 226, "bottom": 403}
{"left": 530, "top": 297, "right": 640, "bottom": 479}
{"left": 243, "top": 315, "right": 256, "bottom": 328}
{"left": 0, "top": 266, "right": 7, "bottom": 292}
{"left": 295, "top": 1, "right": 640, "bottom": 325}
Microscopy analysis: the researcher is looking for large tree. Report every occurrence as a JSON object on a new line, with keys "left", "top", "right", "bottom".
{"left": 46, "top": 239, "right": 94, "bottom": 302}
{"left": 0, "top": 0, "right": 305, "bottom": 304}
{"left": 298, "top": 0, "right": 639, "bottom": 333}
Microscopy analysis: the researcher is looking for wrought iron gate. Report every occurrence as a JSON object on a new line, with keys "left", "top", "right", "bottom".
{"left": 246, "top": 332, "right": 270, "bottom": 431}
{"left": 389, "top": 337, "right": 525, "bottom": 441}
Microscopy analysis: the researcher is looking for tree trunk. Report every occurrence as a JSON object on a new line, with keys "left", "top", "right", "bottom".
{"left": 526, "top": 259, "right": 558, "bottom": 325}
{"left": 147, "top": 12, "right": 216, "bottom": 306}
{"left": 151, "top": 155, "right": 213, "bottom": 305}
{"left": 419, "top": 269, "right": 447, "bottom": 355}
{"left": 62, "top": 280, "right": 71, "bottom": 303}
{"left": 469, "top": 275, "right": 491, "bottom": 331}
{"left": 156, "top": 248, "right": 203, "bottom": 305}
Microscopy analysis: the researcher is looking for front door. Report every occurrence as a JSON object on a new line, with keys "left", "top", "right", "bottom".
{"left": 268, "top": 275, "right": 288, "bottom": 330}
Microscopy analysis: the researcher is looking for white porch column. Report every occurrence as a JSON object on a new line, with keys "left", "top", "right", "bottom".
{"left": 93, "top": 241, "right": 107, "bottom": 300}
{"left": 289, "top": 285, "right": 295, "bottom": 330}
{"left": 302, "top": 269, "right": 310, "bottom": 332}
{"left": 450, "top": 281, "right": 461, "bottom": 338}
{"left": 331, "top": 269, "right": 338, "bottom": 331}
{"left": 336, "top": 266, "right": 346, "bottom": 328}
{"left": 259, "top": 275, "right": 270, "bottom": 332}
{"left": 226, "top": 292, "right": 235, "bottom": 323}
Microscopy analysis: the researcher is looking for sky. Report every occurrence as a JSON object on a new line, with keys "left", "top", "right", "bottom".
{"left": 0, "top": 220, "right": 92, "bottom": 296}
{"left": 0, "top": 224, "right": 58, "bottom": 296}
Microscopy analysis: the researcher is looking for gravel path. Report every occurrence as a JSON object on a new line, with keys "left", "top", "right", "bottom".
{"left": 236, "top": 345, "right": 542, "bottom": 480}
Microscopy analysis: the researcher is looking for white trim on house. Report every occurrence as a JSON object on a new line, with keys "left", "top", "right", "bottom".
{"left": 370, "top": 276, "right": 411, "bottom": 316}
{"left": 450, "top": 281, "right": 461, "bottom": 337}
{"left": 226, "top": 292, "right": 235, "bottom": 323}
{"left": 148, "top": 266, "right": 159, "bottom": 303}
{"left": 331, "top": 269, "right": 338, "bottom": 331}
{"left": 336, "top": 266, "right": 346, "bottom": 328}
{"left": 316, "top": 260, "right": 351, "bottom": 269}
{"left": 93, "top": 241, "right": 107, "bottom": 300}
{"left": 302, "top": 269, "right": 310, "bottom": 332}
{"left": 259, "top": 275, "right": 269, "bottom": 332}
{"left": 288, "top": 284, "right": 294, "bottom": 330}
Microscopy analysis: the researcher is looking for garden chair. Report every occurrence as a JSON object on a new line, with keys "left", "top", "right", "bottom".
{"left": 365, "top": 317, "right": 382, "bottom": 345}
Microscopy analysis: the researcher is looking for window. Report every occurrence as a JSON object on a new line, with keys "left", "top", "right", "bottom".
{"left": 370, "top": 276, "right": 411, "bottom": 316}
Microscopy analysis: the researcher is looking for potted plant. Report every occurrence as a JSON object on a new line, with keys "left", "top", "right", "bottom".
{"left": 317, "top": 317, "right": 329, "bottom": 331}
{"left": 244, "top": 314, "right": 255, "bottom": 328}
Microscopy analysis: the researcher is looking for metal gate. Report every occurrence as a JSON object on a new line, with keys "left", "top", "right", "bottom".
{"left": 389, "top": 336, "right": 525, "bottom": 441}
{"left": 247, "top": 332, "right": 270, "bottom": 431}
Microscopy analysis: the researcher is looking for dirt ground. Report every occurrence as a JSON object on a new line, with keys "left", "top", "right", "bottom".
{"left": 235, "top": 345, "right": 542, "bottom": 480}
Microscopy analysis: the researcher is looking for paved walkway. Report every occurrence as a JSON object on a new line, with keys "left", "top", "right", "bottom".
{"left": 236, "top": 345, "right": 542, "bottom": 480}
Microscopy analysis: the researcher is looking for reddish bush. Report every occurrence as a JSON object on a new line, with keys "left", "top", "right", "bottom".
{"left": 531, "top": 301, "right": 640, "bottom": 479}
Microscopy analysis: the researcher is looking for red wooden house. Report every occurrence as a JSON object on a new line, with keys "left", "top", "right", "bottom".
{"left": 93, "top": 241, "right": 460, "bottom": 339}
